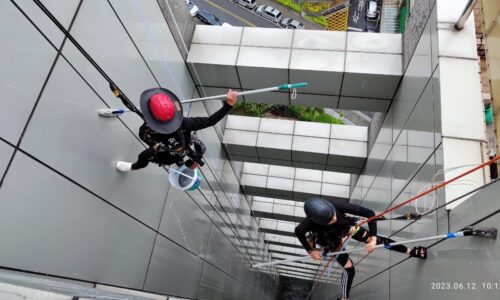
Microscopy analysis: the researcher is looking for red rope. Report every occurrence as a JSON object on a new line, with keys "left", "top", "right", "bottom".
{"left": 308, "top": 155, "right": 500, "bottom": 295}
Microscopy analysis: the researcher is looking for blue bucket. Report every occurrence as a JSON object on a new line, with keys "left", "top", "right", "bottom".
{"left": 168, "top": 165, "right": 202, "bottom": 191}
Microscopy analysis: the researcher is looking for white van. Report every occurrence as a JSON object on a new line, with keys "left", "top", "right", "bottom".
{"left": 234, "top": 0, "right": 257, "bottom": 9}
{"left": 366, "top": 1, "right": 379, "bottom": 20}
{"left": 256, "top": 5, "right": 283, "bottom": 23}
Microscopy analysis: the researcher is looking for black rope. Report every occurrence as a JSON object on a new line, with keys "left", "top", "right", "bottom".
{"left": 32, "top": 0, "right": 143, "bottom": 119}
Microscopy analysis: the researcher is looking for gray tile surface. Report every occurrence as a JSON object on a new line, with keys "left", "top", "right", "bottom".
{"left": 338, "top": 96, "right": 391, "bottom": 112}
{"left": 256, "top": 133, "right": 293, "bottom": 160}
{"left": 291, "top": 93, "right": 339, "bottom": 108}
{"left": 158, "top": 186, "right": 212, "bottom": 256}
{"left": 20, "top": 59, "right": 168, "bottom": 229}
{"left": 292, "top": 136, "right": 329, "bottom": 164}
{"left": 66, "top": 0, "right": 159, "bottom": 106}
{"left": 294, "top": 121, "right": 330, "bottom": 138}
{"left": 244, "top": 90, "right": 290, "bottom": 105}
{"left": 241, "top": 27, "right": 293, "bottom": 48}
{"left": 226, "top": 115, "right": 261, "bottom": 131}
{"left": 259, "top": 118, "right": 294, "bottom": 135}
{"left": 1, "top": 1, "right": 279, "bottom": 297}
{"left": 204, "top": 218, "right": 232, "bottom": 273}
{"left": 192, "top": 25, "right": 243, "bottom": 46}
{"left": 144, "top": 234, "right": 203, "bottom": 299}
{"left": 109, "top": 0, "right": 195, "bottom": 97}
{"left": 237, "top": 47, "right": 290, "bottom": 90}
{"left": 187, "top": 44, "right": 240, "bottom": 88}
{"left": 223, "top": 129, "right": 258, "bottom": 157}
{"left": 292, "top": 30, "right": 346, "bottom": 51}
{"left": 0, "top": 140, "right": 14, "bottom": 179}
{"left": 0, "top": 152, "right": 155, "bottom": 288}
{"left": 341, "top": 72, "right": 401, "bottom": 100}
{"left": 197, "top": 263, "right": 227, "bottom": 300}
{"left": 0, "top": 1, "right": 58, "bottom": 144}
{"left": 12, "top": 0, "right": 80, "bottom": 47}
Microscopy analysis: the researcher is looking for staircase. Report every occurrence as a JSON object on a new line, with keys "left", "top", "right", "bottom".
{"left": 380, "top": 0, "right": 400, "bottom": 33}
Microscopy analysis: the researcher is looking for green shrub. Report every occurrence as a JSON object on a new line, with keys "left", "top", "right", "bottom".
{"left": 231, "top": 102, "right": 343, "bottom": 124}
{"left": 304, "top": 15, "right": 327, "bottom": 27}
{"left": 289, "top": 105, "right": 344, "bottom": 124}
{"left": 276, "top": 0, "right": 301, "bottom": 13}
{"left": 231, "top": 102, "right": 275, "bottom": 117}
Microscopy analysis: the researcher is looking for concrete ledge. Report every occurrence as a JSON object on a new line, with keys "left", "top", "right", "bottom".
{"left": 224, "top": 116, "right": 368, "bottom": 174}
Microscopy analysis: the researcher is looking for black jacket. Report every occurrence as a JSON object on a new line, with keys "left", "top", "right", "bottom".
{"left": 139, "top": 102, "right": 232, "bottom": 150}
{"left": 295, "top": 199, "right": 377, "bottom": 252}
{"left": 136, "top": 103, "right": 232, "bottom": 166}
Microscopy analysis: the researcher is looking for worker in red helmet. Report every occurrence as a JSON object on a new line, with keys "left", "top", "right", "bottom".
{"left": 116, "top": 87, "right": 237, "bottom": 171}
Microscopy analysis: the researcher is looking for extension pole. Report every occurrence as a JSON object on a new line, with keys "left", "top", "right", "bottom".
{"left": 180, "top": 83, "right": 308, "bottom": 104}
{"left": 251, "top": 229, "right": 482, "bottom": 269}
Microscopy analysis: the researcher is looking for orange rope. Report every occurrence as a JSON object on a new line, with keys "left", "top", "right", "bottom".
{"left": 308, "top": 155, "right": 500, "bottom": 295}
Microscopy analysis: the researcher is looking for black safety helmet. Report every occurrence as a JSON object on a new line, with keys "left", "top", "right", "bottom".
{"left": 304, "top": 197, "right": 336, "bottom": 225}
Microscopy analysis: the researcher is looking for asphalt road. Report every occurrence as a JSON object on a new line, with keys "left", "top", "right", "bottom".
{"left": 191, "top": 0, "right": 278, "bottom": 28}
{"left": 348, "top": 0, "right": 368, "bottom": 32}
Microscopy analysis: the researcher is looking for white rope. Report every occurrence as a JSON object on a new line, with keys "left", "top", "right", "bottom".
{"left": 413, "top": 164, "right": 482, "bottom": 215}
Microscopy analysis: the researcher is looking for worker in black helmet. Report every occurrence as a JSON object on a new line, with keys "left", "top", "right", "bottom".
{"left": 295, "top": 197, "right": 427, "bottom": 300}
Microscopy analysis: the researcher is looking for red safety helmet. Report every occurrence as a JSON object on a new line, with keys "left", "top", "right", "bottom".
{"left": 140, "top": 88, "right": 183, "bottom": 134}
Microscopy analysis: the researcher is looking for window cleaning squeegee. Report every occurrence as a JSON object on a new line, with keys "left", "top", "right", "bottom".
{"left": 251, "top": 226, "right": 497, "bottom": 269}
{"left": 98, "top": 82, "right": 308, "bottom": 117}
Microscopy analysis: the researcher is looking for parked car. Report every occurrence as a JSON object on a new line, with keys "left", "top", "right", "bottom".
{"left": 366, "top": 0, "right": 379, "bottom": 20}
{"left": 279, "top": 18, "right": 305, "bottom": 29}
{"left": 234, "top": 0, "right": 256, "bottom": 9}
{"left": 256, "top": 5, "right": 283, "bottom": 23}
{"left": 197, "top": 10, "right": 222, "bottom": 25}
{"left": 186, "top": 0, "right": 199, "bottom": 17}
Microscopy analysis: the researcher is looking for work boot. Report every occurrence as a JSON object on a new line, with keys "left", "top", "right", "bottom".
{"left": 409, "top": 246, "right": 427, "bottom": 259}
{"left": 116, "top": 161, "right": 133, "bottom": 172}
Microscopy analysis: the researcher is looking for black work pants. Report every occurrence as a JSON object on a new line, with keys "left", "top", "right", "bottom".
{"left": 131, "top": 148, "right": 182, "bottom": 170}
{"left": 333, "top": 227, "right": 408, "bottom": 299}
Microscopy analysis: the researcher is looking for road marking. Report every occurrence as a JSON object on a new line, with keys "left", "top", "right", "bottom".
{"left": 347, "top": 27, "right": 363, "bottom": 31}
{"left": 352, "top": 11, "right": 359, "bottom": 24}
{"left": 202, "top": 0, "right": 256, "bottom": 27}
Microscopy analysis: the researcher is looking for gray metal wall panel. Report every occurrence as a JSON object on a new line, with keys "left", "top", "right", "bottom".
{"left": 0, "top": 1, "right": 58, "bottom": 144}
{"left": 143, "top": 234, "right": 204, "bottom": 299}
{"left": 393, "top": 22, "right": 433, "bottom": 145}
{"left": 0, "top": 152, "right": 156, "bottom": 288}
{"left": 158, "top": 186, "right": 212, "bottom": 257}
{"left": 20, "top": 57, "right": 168, "bottom": 229}
{"left": 60, "top": 0, "right": 158, "bottom": 132}
{"left": 350, "top": 267, "right": 390, "bottom": 300}
{"left": 108, "top": 0, "right": 195, "bottom": 98}
{"left": 204, "top": 215, "right": 232, "bottom": 274}
{"left": 0, "top": 140, "right": 14, "bottom": 179}
{"left": 223, "top": 277, "right": 241, "bottom": 300}
{"left": 12, "top": 0, "right": 80, "bottom": 47}
{"left": 389, "top": 187, "right": 500, "bottom": 300}
{"left": 197, "top": 262, "right": 227, "bottom": 300}
{"left": 0, "top": 0, "right": 278, "bottom": 296}
{"left": 351, "top": 181, "right": 500, "bottom": 300}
